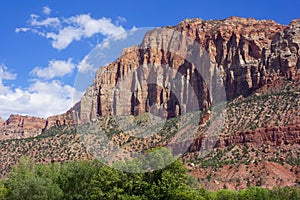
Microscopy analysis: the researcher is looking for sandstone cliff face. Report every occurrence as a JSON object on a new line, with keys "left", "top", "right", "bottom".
{"left": 265, "top": 19, "right": 300, "bottom": 81}
{"left": 46, "top": 109, "right": 76, "bottom": 128}
{"left": 0, "top": 102, "right": 79, "bottom": 140}
{"left": 78, "top": 17, "right": 299, "bottom": 122}
{"left": 189, "top": 125, "right": 300, "bottom": 152}
{"left": 0, "top": 110, "right": 76, "bottom": 140}
{"left": 0, "top": 115, "right": 46, "bottom": 140}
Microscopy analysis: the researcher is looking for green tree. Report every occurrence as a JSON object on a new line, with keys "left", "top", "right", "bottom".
{"left": 57, "top": 160, "right": 101, "bottom": 199}
{"left": 173, "top": 186, "right": 206, "bottom": 200}
{"left": 6, "top": 157, "right": 63, "bottom": 200}
{"left": 0, "top": 181, "right": 8, "bottom": 200}
{"left": 90, "top": 166, "right": 127, "bottom": 199}
{"left": 216, "top": 189, "right": 238, "bottom": 200}
{"left": 238, "top": 187, "right": 271, "bottom": 200}
{"left": 270, "top": 187, "right": 300, "bottom": 200}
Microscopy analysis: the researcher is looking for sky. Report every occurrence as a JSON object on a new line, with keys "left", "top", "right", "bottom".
{"left": 0, "top": 0, "right": 299, "bottom": 120}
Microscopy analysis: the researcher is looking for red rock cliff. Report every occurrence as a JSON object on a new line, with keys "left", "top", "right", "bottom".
{"left": 0, "top": 115, "right": 46, "bottom": 140}
{"left": 78, "top": 17, "right": 300, "bottom": 122}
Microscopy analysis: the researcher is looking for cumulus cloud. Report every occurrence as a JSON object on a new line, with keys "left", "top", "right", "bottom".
{"left": 42, "top": 6, "right": 51, "bottom": 15}
{"left": 0, "top": 65, "right": 83, "bottom": 120}
{"left": 16, "top": 7, "right": 127, "bottom": 50}
{"left": 46, "top": 26, "right": 82, "bottom": 50}
{"left": 46, "top": 15, "right": 127, "bottom": 50}
{"left": 31, "top": 58, "right": 75, "bottom": 79}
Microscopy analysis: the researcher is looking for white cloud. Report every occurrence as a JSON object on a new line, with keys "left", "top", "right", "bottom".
{"left": 31, "top": 59, "right": 75, "bottom": 79}
{"left": 0, "top": 65, "right": 17, "bottom": 81}
{"left": 29, "top": 14, "right": 60, "bottom": 27}
{"left": 77, "top": 56, "right": 95, "bottom": 73}
{"left": 99, "top": 39, "right": 110, "bottom": 49}
{"left": 46, "top": 15, "right": 127, "bottom": 50}
{"left": 0, "top": 65, "right": 17, "bottom": 96}
{"left": 42, "top": 6, "right": 51, "bottom": 15}
{"left": 16, "top": 7, "right": 127, "bottom": 50}
{"left": 15, "top": 27, "right": 30, "bottom": 33}
{"left": 69, "top": 14, "right": 127, "bottom": 38}
{"left": 116, "top": 16, "right": 126, "bottom": 25}
{"left": 46, "top": 26, "right": 82, "bottom": 50}
{"left": 0, "top": 67, "right": 83, "bottom": 120}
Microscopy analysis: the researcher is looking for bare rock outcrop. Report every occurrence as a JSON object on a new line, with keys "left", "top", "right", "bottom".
{"left": 189, "top": 125, "right": 300, "bottom": 152}
{"left": 0, "top": 103, "right": 79, "bottom": 140}
{"left": 0, "top": 115, "right": 46, "bottom": 140}
{"left": 78, "top": 17, "right": 300, "bottom": 122}
{"left": 264, "top": 19, "right": 300, "bottom": 81}
{"left": 46, "top": 109, "right": 76, "bottom": 128}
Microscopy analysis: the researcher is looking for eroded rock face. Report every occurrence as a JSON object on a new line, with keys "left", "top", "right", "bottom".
{"left": 179, "top": 17, "right": 284, "bottom": 98}
{"left": 189, "top": 125, "right": 300, "bottom": 152}
{"left": 0, "top": 104, "right": 78, "bottom": 140}
{"left": 46, "top": 109, "right": 76, "bottom": 128}
{"left": 78, "top": 17, "right": 300, "bottom": 122}
{"left": 0, "top": 103, "right": 79, "bottom": 140}
{"left": 0, "top": 115, "right": 46, "bottom": 140}
{"left": 265, "top": 19, "right": 300, "bottom": 81}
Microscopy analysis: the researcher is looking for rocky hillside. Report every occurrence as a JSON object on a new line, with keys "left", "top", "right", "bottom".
{"left": 0, "top": 126, "right": 92, "bottom": 177}
{"left": 185, "top": 80, "right": 300, "bottom": 190}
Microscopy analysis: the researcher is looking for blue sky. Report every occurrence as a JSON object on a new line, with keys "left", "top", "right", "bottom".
{"left": 0, "top": 0, "right": 299, "bottom": 120}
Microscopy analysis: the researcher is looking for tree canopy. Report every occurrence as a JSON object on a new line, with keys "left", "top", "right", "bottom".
{"left": 0, "top": 149, "right": 299, "bottom": 200}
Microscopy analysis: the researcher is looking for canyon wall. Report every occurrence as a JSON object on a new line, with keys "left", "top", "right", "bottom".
{"left": 78, "top": 17, "right": 299, "bottom": 122}
{"left": 1, "top": 17, "right": 300, "bottom": 140}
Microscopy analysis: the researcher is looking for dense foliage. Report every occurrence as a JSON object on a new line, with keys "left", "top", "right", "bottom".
{"left": 0, "top": 150, "right": 299, "bottom": 200}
